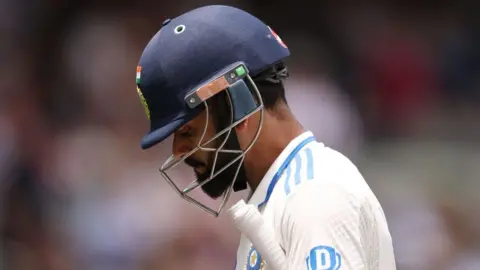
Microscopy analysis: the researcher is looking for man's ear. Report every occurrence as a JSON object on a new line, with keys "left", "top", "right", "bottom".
{"left": 235, "top": 117, "right": 249, "bottom": 131}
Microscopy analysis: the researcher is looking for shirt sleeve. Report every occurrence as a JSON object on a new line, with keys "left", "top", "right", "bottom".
{"left": 280, "top": 180, "right": 373, "bottom": 270}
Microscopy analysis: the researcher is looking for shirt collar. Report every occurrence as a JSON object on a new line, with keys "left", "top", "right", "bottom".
{"left": 247, "top": 131, "right": 315, "bottom": 206}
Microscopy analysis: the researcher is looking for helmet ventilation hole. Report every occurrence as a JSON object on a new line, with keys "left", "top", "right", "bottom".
{"left": 174, "top": 25, "right": 186, "bottom": 34}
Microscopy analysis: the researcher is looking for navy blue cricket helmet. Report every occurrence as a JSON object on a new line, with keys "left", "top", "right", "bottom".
{"left": 135, "top": 5, "right": 290, "bottom": 150}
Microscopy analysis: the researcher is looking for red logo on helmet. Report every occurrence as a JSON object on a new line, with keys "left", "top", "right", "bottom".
{"left": 268, "top": 26, "right": 287, "bottom": 49}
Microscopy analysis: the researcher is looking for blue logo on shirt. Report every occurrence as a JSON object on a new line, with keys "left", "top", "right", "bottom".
{"left": 306, "top": 245, "right": 342, "bottom": 270}
{"left": 246, "top": 247, "right": 265, "bottom": 270}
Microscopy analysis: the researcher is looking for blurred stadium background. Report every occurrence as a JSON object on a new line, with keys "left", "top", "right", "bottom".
{"left": 0, "top": 0, "right": 479, "bottom": 269}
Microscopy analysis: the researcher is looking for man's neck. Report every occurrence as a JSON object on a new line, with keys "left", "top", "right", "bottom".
{"left": 244, "top": 117, "right": 304, "bottom": 191}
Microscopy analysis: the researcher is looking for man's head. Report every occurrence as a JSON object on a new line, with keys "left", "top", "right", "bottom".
{"left": 171, "top": 69, "right": 289, "bottom": 199}
{"left": 135, "top": 5, "right": 290, "bottom": 216}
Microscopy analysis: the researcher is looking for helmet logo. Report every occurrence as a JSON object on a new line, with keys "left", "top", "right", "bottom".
{"left": 136, "top": 66, "right": 150, "bottom": 119}
{"left": 268, "top": 26, "right": 287, "bottom": 49}
{"left": 137, "top": 86, "right": 150, "bottom": 119}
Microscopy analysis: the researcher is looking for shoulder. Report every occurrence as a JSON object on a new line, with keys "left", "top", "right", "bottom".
{"left": 277, "top": 142, "right": 366, "bottom": 201}
{"left": 263, "top": 141, "right": 377, "bottom": 213}
{"left": 272, "top": 143, "right": 379, "bottom": 222}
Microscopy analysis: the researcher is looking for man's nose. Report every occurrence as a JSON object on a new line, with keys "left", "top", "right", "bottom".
{"left": 172, "top": 137, "right": 193, "bottom": 158}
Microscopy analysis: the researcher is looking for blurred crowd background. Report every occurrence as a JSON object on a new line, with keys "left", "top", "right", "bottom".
{"left": 1, "top": 0, "right": 479, "bottom": 269}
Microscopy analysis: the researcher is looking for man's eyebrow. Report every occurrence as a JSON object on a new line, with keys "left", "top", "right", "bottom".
{"left": 175, "top": 124, "right": 190, "bottom": 134}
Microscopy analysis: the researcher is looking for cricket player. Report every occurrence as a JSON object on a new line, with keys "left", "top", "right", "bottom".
{"left": 134, "top": 5, "right": 396, "bottom": 270}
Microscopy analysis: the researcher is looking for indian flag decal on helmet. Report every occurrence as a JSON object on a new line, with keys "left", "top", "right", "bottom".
{"left": 136, "top": 66, "right": 150, "bottom": 119}
{"left": 267, "top": 26, "right": 287, "bottom": 49}
{"left": 136, "top": 66, "right": 142, "bottom": 84}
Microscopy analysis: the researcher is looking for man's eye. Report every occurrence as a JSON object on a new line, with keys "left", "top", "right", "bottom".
{"left": 178, "top": 129, "right": 192, "bottom": 137}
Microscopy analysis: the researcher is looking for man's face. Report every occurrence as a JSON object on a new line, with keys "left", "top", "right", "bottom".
{"left": 172, "top": 109, "right": 246, "bottom": 199}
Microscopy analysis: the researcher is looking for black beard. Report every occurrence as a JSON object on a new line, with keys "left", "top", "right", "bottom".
{"left": 185, "top": 153, "right": 247, "bottom": 199}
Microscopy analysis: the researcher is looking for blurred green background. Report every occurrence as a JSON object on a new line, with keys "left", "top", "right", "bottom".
{"left": 0, "top": 0, "right": 479, "bottom": 269}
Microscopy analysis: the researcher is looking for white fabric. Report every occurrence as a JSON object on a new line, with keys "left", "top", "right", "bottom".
{"left": 235, "top": 131, "right": 396, "bottom": 270}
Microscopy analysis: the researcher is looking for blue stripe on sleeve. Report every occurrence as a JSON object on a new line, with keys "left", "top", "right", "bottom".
{"left": 305, "top": 148, "right": 314, "bottom": 180}
{"left": 283, "top": 163, "right": 292, "bottom": 195}
{"left": 294, "top": 154, "right": 302, "bottom": 185}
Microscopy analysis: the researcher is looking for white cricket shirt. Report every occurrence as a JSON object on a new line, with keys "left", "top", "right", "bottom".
{"left": 234, "top": 131, "right": 396, "bottom": 270}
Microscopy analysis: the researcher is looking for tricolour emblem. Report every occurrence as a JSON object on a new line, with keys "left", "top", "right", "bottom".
{"left": 136, "top": 66, "right": 142, "bottom": 84}
{"left": 136, "top": 66, "right": 150, "bottom": 119}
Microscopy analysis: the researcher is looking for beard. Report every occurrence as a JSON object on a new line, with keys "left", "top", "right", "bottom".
{"left": 184, "top": 152, "right": 247, "bottom": 199}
